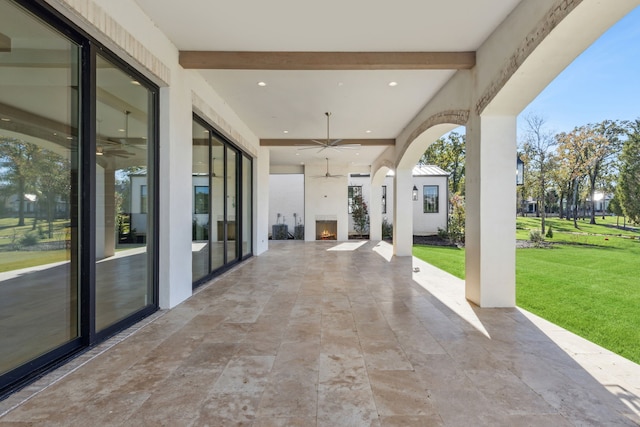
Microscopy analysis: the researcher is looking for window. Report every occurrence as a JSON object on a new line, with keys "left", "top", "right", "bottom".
{"left": 348, "top": 186, "right": 362, "bottom": 214}
{"left": 194, "top": 186, "right": 209, "bottom": 214}
{"left": 382, "top": 185, "right": 387, "bottom": 214}
{"left": 423, "top": 185, "right": 439, "bottom": 213}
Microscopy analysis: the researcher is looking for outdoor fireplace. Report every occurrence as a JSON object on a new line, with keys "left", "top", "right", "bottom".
{"left": 316, "top": 220, "right": 337, "bottom": 240}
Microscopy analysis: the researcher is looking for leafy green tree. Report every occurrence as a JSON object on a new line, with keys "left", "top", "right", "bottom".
{"left": 617, "top": 119, "right": 640, "bottom": 224}
{"left": 351, "top": 194, "right": 369, "bottom": 238}
{"left": 420, "top": 131, "right": 465, "bottom": 195}
{"left": 37, "top": 150, "right": 71, "bottom": 237}
{"left": 0, "top": 137, "right": 42, "bottom": 226}
{"left": 582, "top": 120, "right": 625, "bottom": 224}
{"left": 607, "top": 194, "right": 625, "bottom": 228}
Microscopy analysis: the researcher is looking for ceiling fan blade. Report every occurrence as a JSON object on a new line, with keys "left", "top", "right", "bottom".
{"left": 327, "top": 139, "right": 344, "bottom": 146}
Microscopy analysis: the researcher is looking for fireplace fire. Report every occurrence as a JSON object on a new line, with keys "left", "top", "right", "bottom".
{"left": 316, "top": 220, "right": 337, "bottom": 240}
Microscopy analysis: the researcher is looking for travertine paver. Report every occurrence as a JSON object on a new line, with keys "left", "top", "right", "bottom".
{"left": 1, "top": 240, "right": 639, "bottom": 426}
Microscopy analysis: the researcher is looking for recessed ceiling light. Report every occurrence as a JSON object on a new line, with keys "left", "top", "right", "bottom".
{"left": 388, "top": 81, "right": 398, "bottom": 87}
{"left": 365, "top": 130, "right": 372, "bottom": 134}
{"left": 118, "top": 128, "right": 126, "bottom": 132}
{"left": 0, "top": 118, "right": 10, "bottom": 122}
{"left": 283, "top": 130, "right": 289, "bottom": 134}
{"left": 257, "top": 81, "right": 267, "bottom": 87}
{"left": 295, "top": 152, "right": 299, "bottom": 156}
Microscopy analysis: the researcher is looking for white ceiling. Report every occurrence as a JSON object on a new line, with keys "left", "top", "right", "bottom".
{"left": 134, "top": 0, "right": 522, "bottom": 167}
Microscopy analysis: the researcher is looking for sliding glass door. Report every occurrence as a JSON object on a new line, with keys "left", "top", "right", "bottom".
{"left": 0, "top": 0, "right": 158, "bottom": 393}
{"left": 0, "top": 0, "right": 80, "bottom": 379}
{"left": 192, "top": 116, "right": 252, "bottom": 285}
{"left": 95, "top": 54, "right": 156, "bottom": 332}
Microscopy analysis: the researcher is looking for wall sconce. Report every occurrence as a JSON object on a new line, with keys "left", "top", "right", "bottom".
{"left": 516, "top": 155, "right": 524, "bottom": 186}
{"left": 412, "top": 185, "right": 419, "bottom": 201}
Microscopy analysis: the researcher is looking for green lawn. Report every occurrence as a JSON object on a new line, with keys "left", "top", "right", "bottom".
{"left": 0, "top": 217, "right": 71, "bottom": 271}
{"left": 0, "top": 250, "right": 69, "bottom": 272}
{"left": 413, "top": 217, "right": 640, "bottom": 364}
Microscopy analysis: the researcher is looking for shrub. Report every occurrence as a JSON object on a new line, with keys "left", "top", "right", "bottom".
{"left": 447, "top": 193, "right": 465, "bottom": 246}
{"left": 20, "top": 231, "right": 39, "bottom": 247}
{"left": 382, "top": 217, "right": 393, "bottom": 240}
{"left": 529, "top": 229, "right": 545, "bottom": 247}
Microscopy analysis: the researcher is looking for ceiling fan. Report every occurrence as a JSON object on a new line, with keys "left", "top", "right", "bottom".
{"left": 313, "top": 157, "right": 345, "bottom": 179}
{"left": 297, "top": 112, "right": 361, "bottom": 152}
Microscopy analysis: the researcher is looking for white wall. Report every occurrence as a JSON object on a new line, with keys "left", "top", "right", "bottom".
{"left": 349, "top": 174, "right": 447, "bottom": 236}
{"left": 269, "top": 174, "right": 304, "bottom": 236}
{"left": 304, "top": 160, "right": 349, "bottom": 241}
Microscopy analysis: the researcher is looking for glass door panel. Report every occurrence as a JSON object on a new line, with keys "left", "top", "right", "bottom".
{"left": 210, "top": 137, "right": 224, "bottom": 271}
{"left": 242, "top": 155, "right": 252, "bottom": 257}
{"left": 192, "top": 121, "right": 209, "bottom": 281}
{"left": 225, "top": 147, "right": 238, "bottom": 263}
{"left": 0, "top": 0, "right": 80, "bottom": 375}
{"left": 95, "top": 54, "right": 153, "bottom": 332}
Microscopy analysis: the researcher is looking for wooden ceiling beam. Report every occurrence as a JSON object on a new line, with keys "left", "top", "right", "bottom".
{"left": 180, "top": 51, "right": 475, "bottom": 70}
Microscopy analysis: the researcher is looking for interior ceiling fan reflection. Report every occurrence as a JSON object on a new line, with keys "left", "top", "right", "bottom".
{"left": 96, "top": 110, "right": 139, "bottom": 158}
{"left": 297, "top": 112, "right": 361, "bottom": 152}
{"left": 312, "top": 157, "right": 345, "bottom": 179}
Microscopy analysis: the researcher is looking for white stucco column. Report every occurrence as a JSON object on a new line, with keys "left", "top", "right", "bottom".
{"left": 465, "top": 114, "right": 516, "bottom": 307}
{"left": 393, "top": 168, "right": 413, "bottom": 256}
{"left": 369, "top": 183, "right": 382, "bottom": 241}
{"left": 158, "top": 74, "right": 193, "bottom": 309}
{"left": 255, "top": 146, "right": 269, "bottom": 255}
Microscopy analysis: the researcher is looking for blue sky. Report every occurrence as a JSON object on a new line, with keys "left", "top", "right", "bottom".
{"left": 518, "top": 5, "right": 640, "bottom": 135}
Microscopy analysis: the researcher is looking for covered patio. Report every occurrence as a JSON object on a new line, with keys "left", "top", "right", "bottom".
{"left": 1, "top": 241, "right": 638, "bottom": 425}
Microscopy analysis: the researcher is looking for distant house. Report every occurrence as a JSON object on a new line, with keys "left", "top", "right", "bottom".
{"left": 348, "top": 165, "right": 449, "bottom": 236}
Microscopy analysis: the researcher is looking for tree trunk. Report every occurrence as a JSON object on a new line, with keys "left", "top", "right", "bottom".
{"left": 558, "top": 190, "right": 565, "bottom": 219}
{"left": 589, "top": 173, "right": 597, "bottom": 225}
{"left": 572, "top": 178, "right": 579, "bottom": 229}
{"left": 17, "top": 176, "right": 25, "bottom": 226}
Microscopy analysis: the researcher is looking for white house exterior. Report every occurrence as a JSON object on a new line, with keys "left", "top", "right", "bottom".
{"left": 348, "top": 165, "right": 449, "bottom": 236}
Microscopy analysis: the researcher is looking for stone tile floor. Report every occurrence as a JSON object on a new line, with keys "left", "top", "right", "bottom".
{"left": 1, "top": 241, "right": 639, "bottom": 426}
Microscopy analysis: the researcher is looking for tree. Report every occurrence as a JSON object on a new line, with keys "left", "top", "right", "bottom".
{"left": 420, "top": 131, "right": 465, "bottom": 195}
{"left": 520, "top": 115, "right": 557, "bottom": 235}
{"left": 0, "top": 137, "right": 42, "bottom": 226}
{"left": 607, "top": 194, "right": 625, "bottom": 228}
{"left": 351, "top": 193, "right": 369, "bottom": 238}
{"left": 581, "top": 120, "right": 624, "bottom": 224}
{"left": 617, "top": 119, "right": 640, "bottom": 224}
{"left": 37, "top": 150, "right": 71, "bottom": 237}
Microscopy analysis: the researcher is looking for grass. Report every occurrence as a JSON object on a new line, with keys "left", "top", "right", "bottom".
{"left": 0, "top": 217, "right": 71, "bottom": 271}
{"left": 413, "top": 216, "right": 640, "bottom": 364}
{"left": 0, "top": 250, "right": 69, "bottom": 272}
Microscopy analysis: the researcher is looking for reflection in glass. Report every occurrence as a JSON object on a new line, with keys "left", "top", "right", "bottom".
{"left": 0, "top": 0, "right": 79, "bottom": 375}
{"left": 210, "top": 137, "right": 224, "bottom": 271}
{"left": 226, "top": 147, "right": 237, "bottom": 262}
{"left": 95, "top": 54, "right": 153, "bottom": 332}
{"left": 242, "top": 155, "right": 252, "bottom": 257}
{"left": 192, "top": 121, "right": 209, "bottom": 281}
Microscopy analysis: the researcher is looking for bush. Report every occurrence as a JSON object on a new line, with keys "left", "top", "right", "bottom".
{"left": 447, "top": 193, "right": 465, "bottom": 246}
{"left": 545, "top": 226, "right": 553, "bottom": 238}
{"left": 529, "top": 229, "right": 545, "bottom": 247}
{"left": 382, "top": 217, "right": 393, "bottom": 240}
{"left": 20, "top": 231, "right": 39, "bottom": 247}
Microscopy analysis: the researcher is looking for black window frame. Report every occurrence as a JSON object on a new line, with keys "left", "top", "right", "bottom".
{"left": 423, "top": 185, "right": 439, "bottom": 213}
